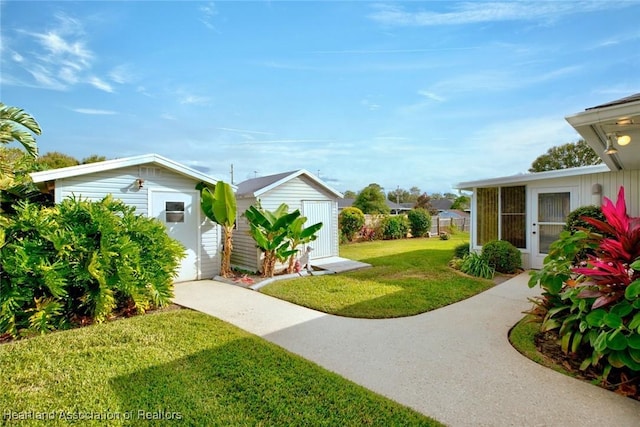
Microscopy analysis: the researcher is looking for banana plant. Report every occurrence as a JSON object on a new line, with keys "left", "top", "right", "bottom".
{"left": 286, "top": 216, "right": 322, "bottom": 273}
{"left": 196, "top": 181, "right": 236, "bottom": 278}
{"left": 244, "top": 203, "right": 300, "bottom": 277}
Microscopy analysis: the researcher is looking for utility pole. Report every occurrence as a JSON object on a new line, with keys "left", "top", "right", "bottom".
{"left": 230, "top": 164, "right": 234, "bottom": 185}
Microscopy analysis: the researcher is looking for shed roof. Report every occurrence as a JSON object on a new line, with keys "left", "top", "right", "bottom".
{"left": 30, "top": 153, "right": 221, "bottom": 186}
{"left": 236, "top": 169, "right": 343, "bottom": 199}
{"left": 455, "top": 164, "right": 610, "bottom": 190}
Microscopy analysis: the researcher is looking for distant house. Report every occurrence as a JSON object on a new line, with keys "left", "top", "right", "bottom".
{"left": 457, "top": 93, "right": 640, "bottom": 269}
{"left": 30, "top": 154, "right": 223, "bottom": 282}
{"left": 232, "top": 169, "right": 343, "bottom": 273}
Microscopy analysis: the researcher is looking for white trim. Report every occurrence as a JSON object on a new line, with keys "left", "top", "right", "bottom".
{"left": 254, "top": 169, "right": 343, "bottom": 198}
{"left": 30, "top": 153, "right": 223, "bottom": 188}
{"left": 456, "top": 164, "right": 610, "bottom": 190}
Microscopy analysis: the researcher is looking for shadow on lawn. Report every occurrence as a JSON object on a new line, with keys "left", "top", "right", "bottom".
{"left": 109, "top": 337, "right": 431, "bottom": 426}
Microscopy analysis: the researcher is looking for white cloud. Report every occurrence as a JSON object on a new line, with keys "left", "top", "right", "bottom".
{"left": 368, "top": 2, "right": 626, "bottom": 27}
{"left": 418, "top": 90, "right": 445, "bottom": 102}
{"left": 199, "top": 2, "right": 218, "bottom": 31}
{"left": 72, "top": 108, "right": 118, "bottom": 115}
{"left": 109, "top": 64, "right": 134, "bottom": 84}
{"left": 88, "top": 76, "right": 114, "bottom": 93}
{"left": 179, "top": 94, "right": 210, "bottom": 105}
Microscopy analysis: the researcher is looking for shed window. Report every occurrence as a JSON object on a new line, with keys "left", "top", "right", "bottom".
{"left": 476, "top": 186, "right": 526, "bottom": 249}
{"left": 165, "top": 201, "right": 185, "bottom": 223}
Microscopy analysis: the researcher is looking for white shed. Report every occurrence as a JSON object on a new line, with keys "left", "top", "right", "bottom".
{"left": 231, "top": 169, "right": 343, "bottom": 273}
{"left": 30, "top": 153, "right": 222, "bottom": 282}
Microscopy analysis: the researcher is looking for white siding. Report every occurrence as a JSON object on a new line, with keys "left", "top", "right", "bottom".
{"left": 231, "top": 197, "right": 262, "bottom": 272}
{"left": 54, "top": 164, "right": 221, "bottom": 278}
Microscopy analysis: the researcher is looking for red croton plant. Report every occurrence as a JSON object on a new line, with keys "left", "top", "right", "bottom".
{"left": 571, "top": 187, "right": 640, "bottom": 308}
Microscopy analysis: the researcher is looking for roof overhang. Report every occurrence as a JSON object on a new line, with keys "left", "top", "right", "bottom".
{"left": 455, "top": 164, "right": 610, "bottom": 191}
{"left": 250, "top": 169, "right": 343, "bottom": 199}
{"left": 30, "top": 153, "right": 224, "bottom": 188}
{"left": 565, "top": 94, "right": 640, "bottom": 171}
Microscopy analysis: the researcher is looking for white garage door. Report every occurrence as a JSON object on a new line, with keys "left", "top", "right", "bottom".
{"left": 302, "top": 200, "right": 333, "bottom": 259}
{"left": 150, "top": 190, "right": 199, "bottom": 282}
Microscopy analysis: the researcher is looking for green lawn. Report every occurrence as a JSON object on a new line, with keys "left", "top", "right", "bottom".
{"left": 260, "top": 233, "right": 494, "bottom": 318}
{"left": 0, "top": 309, "right": 441, "bottom": 426}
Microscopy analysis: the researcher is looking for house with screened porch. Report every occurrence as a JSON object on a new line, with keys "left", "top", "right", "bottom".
{"left": 456, "top": 94, "right": 640, "bottom": 269}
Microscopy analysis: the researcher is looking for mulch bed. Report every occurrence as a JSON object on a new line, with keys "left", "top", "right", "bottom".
{"left": 535, "top": 330, "right": 639, "bottom": 400}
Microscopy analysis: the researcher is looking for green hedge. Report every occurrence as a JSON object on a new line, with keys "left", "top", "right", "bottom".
{"left": 0, "top": 196, "right": 185, "bottom": 338}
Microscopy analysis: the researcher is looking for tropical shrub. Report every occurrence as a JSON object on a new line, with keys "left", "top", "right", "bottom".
{"left": 528, "top": 187, "right": 640, "bottom": 382}
{"left": 564, "top": 205, "right": 605, "bottom": 233}
{"left": 460, "top": 253, "right": 494, "bottom": 279}
{"left": 481, "top": 240, "right": 521, "bottom": 274}
{"left": 338, "top": 207, "right": 365, "bottom": 242}
{"left": 407, "top": 208, "right": 431, "bottom": 237}
{"left": 379, "top": 215, "right": 409, "bottom": 240}
{"left": 453, "top": 242, "right": 470, "bottom": 259}
{"left": 0, "top": 196, "right": 184, "bottom": 338}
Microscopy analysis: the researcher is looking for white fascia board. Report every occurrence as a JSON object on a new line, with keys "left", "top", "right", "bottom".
{"left": 455, "top": 164, "right": 611, "bottom": 190}
{"left": 30, "top": 153, "right": 225, "bottom": 188}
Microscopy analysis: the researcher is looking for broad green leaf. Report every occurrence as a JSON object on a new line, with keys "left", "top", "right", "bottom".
{"left": 630, "top": 259, "right": 640, "bottom": 270}
{"left": 611, "top": 300, "right": 633, "bottom": 317}
{"left": 627, "top": 333, "right": 640, "bottom": 350}
{"left": 541, "top": 318, "right": 560, "bottom": 332}
{"left": 585, "top": 309, "right": 607, "bottom": 327}
{"left": 603, "top": 312, "right": 623, "bottom": 329}
{"left": 625, "top": 279, "right": 640, "bottom": 300}
{"left": 618, "top": 349, "right": 640, "bottom": 370}
{"left": 608, "top": 351, "right": 626, "bottom": 368}
{"left": 561, "top": 332, "right": 571, "bottom": 353}
{"left": 629, "top": 347, "right": 640, "bottom": 363}
{"left": 212, "top": 181, "right": 236, "bottom": 226}
{"left": 606, "top": 330, "right": 627, "bottom": 351}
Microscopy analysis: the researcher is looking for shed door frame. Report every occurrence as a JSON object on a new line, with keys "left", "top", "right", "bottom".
{"left": 149, "top": 189, "right": 201, "bottom": 282}
{"left": 302, "top": 200, "right": 334, "bottom": 259}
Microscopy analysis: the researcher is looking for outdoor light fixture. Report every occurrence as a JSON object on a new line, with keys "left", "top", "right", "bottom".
{"left": 617, "top": 133, "right": 631, "bottom": 146}
{"left": 604, "top": 135, "right": 618, "bottom": 155}
{"left": 135, "top": 178, "right": 145, "bottom": 189}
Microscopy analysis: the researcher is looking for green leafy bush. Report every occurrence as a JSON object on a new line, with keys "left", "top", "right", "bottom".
{"left": 453, "top": 243, "right": 470, "bottom": 259}
{"left": 338, "top": 207, "right": 365, "bottom": 242}
{"left": 563, "top": 205, "right": 605, "bottom": 233}
{"left": 0, "top": 196, "right": 185, "bottom": 338}
{"left": 481, "top": 240, "right": 521, "bottom": 274}
{"left": 407, "top": 208, "right": 431, "bottom": 237}
{"left": 379, "top": 215, "right": 409, "bottom": 240}
{"left": 528, "top": 187, "right": 640, "bottom": 383}
{"left": 460, "top": 253, "right": 494, "bottom": 279}
{"left": 439, "top": 232, "right": 450, "bottom": 240}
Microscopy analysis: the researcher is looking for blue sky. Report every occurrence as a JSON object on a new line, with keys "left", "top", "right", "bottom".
{"left": 2, "top": 1, "right": 639, "bottom": 195}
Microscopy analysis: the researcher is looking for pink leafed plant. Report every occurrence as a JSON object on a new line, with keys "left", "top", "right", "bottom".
{"left": 572, "top": 187, "right": 640, "bottom": 309}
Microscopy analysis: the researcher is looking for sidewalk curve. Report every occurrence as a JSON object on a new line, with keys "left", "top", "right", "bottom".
{"left": 173, "top": 273, "right": 640, "bottom": 427}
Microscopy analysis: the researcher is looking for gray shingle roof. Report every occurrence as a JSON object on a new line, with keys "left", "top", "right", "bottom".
{"left": 236, "top": 171, "right": 296, "bottom": 197}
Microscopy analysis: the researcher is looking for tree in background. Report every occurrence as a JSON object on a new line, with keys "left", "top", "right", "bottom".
{"left": 529, "top": 139, "right": 602, "bottom": 172}
{"left": 343, "top": 190, "right": 357, "bottom": 198}
{"left": 414, "top": 193, "right": 436, "bottom": 215}
{"left": 353, "top": 183, "right": 389, "bottom": 214}
{"left": 82, "top": 154, "right": 107, "bottom": 164}
{"left": 451, "top": 194, "right": 470, "bottom": 210}
{"left": 387, "top": 186, "right": 421, "bottom": 204}
{"left": 37, "top": 151, "right": 80, "bottom": 170}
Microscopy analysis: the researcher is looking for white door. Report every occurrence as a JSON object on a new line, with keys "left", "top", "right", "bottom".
{"left": 302, "top": 200, "right": 333, "bottom": 259}
{"left": 531, "top": 188, "right": 576, "bottom": 269}
{"left": 150, "top": 191, "right": 199, "bottom": 282}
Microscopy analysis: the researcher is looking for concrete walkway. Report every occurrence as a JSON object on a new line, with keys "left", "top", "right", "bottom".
{"left": 173, "top": 273, "right": 640, "bottom": 426}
